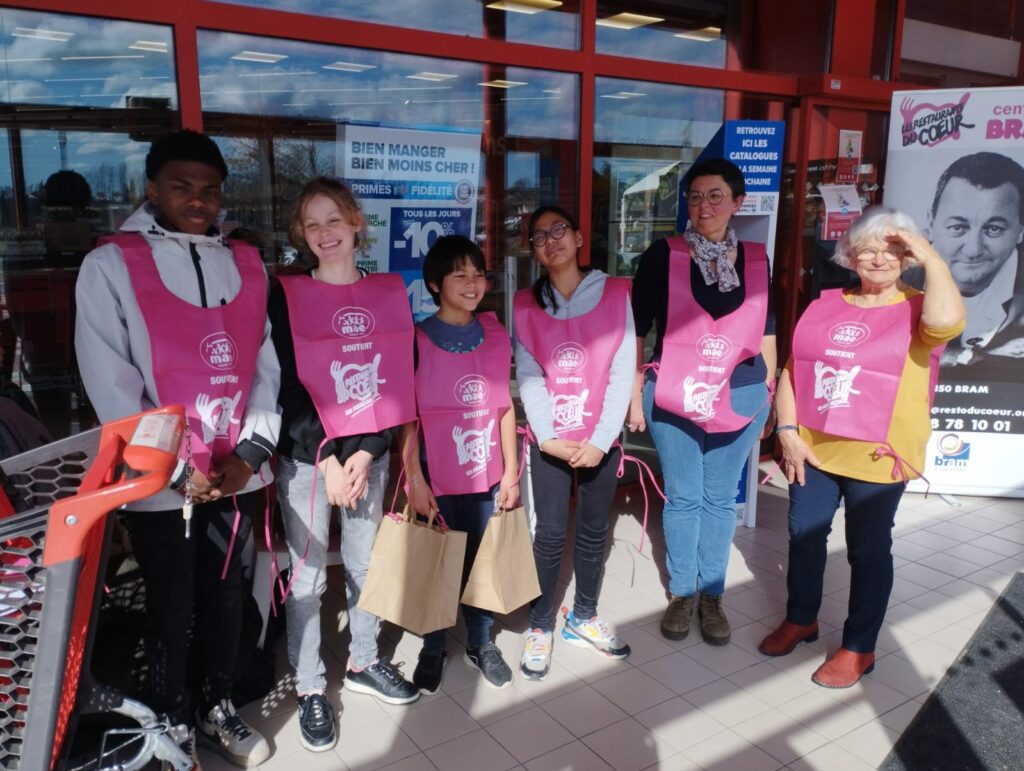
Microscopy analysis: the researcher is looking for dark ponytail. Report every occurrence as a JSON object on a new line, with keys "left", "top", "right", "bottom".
{"left": 528, "top": 204, "right": 582, "bottom": 311}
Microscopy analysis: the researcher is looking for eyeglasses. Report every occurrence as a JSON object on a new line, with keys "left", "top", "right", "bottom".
{"left": 854, "top": 247, "right": 902, "bottom": 262}
{"left": 686, "top": 189, "right": 728, "bottom": 207}
{"left": 531, "top": 221, "right": 569, "bottom": 247}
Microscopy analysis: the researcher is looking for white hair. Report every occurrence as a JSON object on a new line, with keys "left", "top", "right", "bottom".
{"left": 832, "top": 206, "right": 921, "bottom": 269}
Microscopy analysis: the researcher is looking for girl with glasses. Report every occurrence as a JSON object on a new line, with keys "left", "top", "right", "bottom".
{"left": 513, "top": 205, "right": 636, "bottom": 680}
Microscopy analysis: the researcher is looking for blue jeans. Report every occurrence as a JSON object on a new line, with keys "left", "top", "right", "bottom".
{"left": 422, "top": 484, "right": 497, "bottom": 653}
{"left": 643, "top": 378, "right": 769, "bottom": 598}
{"left": 786, "top": 464, "right": 905, "bottom": 652}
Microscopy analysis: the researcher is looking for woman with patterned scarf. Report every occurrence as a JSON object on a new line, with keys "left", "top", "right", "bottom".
{"left": 630, "top": 158, "right": 776, "bottom": 646}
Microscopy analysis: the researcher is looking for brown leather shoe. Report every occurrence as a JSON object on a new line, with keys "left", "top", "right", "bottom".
{"left": 758, "top": 620, "right": 819, "bottom": 657}
{"left": 811, "top": 648, "right": 875, "bottom": 689}
{"left": 697, "top": 594, "right": 730, "bottom": 645}
{"left": 660, "top": 595, "right": 694, "bottom": 640}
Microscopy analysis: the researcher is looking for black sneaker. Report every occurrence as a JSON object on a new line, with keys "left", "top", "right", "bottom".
{"left": 344, "top": 657, "right": 420, "bottom": 705}
{"left": 296, "top": 693, "right": 337, "bottom": 753}
{"left": 464, "top": 643, "right": 512, "bottom": 689}
{"left": 413, "top": 649, "right": 447, "bottom": 694}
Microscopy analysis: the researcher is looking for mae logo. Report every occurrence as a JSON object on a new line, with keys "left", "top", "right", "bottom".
{"left": 200, "top": 332, "right": 237, "bottom": 370}
{"left": 697, "top": 334, "right": 733, "bottom": 362}
{"left": 828, "top": 322, "right": 870, "bottom": 348}
{"left": 552, "top": 342, "right": 587, "bottom": 373}
{"left": 454, "top": 374, "right": 488, "bottom": 407}
{"left": 332, "top": 307, "right": 374, "bottom": 339}
{"left": 934, "top": 433, "right": 970, "bottom": 470}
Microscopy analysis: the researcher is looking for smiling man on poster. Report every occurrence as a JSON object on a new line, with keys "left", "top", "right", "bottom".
{"left": 927, "top": 151, "right": 1024, "bottom": 375}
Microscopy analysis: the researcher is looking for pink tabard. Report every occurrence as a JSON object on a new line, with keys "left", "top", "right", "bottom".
{"left": 654, "top": 238, "right": 768, "bottom": 432}
{"left": 111, "top": 233, "right": 265, "bottom": 476}
{"left": 279, "top": 273, "right": 415, "bottom": 438}
{"left": 792, "top": 290, "right": 931, "bottom": 442}
{"left": 513, "top": 277, "right": 629, "bottom": 439}
{"left": 415, "top": 313, "right": 512, "bottom": 496}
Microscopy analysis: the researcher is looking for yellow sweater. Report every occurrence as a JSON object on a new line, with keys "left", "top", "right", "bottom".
{"left": 791, "top": 288, "right": 965, "bottom": 484}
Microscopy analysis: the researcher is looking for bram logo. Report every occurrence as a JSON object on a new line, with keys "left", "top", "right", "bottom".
{"left": 552, "top": 342, "right": 587, "bottom": 373}
{"left": 332, "top": 307, "right": 374, "bottom": 339}
{"left": 828, "top": 322, "right": 870, "bottom": 347}
{"left": 900, "top": 93, "right": 974, "bottom": 148}
{"left": 200, "top": 332, "right": 237, "bottom": 370}
{"left": 697, "top": 334, "right": 732, "bottom": 362}
{"left": 935, "top": 433, "right": 970, "bottom": 469}
{"left": 455, "top": 374, "right": 488, "bottom": 407}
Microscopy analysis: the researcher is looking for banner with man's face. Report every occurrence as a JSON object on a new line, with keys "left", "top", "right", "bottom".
{"left": 885, "top": 86, "right": 1024, "bottom": 497}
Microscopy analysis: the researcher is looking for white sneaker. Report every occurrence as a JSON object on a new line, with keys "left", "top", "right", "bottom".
{"left": 196, "top": 699, "right": 270, "bottom": 768}
{"left": 163, "top": 723, "right": 201, "bottom": 771}
{"left": 520, "top": 629, "right": 553, "bottom": 681}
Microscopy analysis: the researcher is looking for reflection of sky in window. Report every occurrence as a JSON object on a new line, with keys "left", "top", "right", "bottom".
{"left": 198, "top": 32, "right": 577, "bottom": 141}
{"left": 596, "top": 26, "right": 726, "bottom": 68}
{"left": 0, "top": 8, "right": 176, "bottom": 108}
{"left": 595, "top": 77, "right": 723, "bottom": 147}
{"left": 15, "top": 130, "right": 150, "bottom": 201}
{"left": 214, "top": 0, "right": 579, "bottom": 49}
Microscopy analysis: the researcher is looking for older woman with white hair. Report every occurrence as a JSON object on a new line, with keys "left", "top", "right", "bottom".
{"left": 758, "top": 207, "right": 965, "bottom": 688}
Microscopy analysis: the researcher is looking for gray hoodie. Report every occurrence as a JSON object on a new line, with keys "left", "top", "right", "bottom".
{"left": 513, "top": 270, "right": 635, "bottom": 452}
{"left": 74, "top": 203, "right": 281, "bottom": 511}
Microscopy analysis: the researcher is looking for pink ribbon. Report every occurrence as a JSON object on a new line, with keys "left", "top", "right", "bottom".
{"left": 614, "top": 441, "right": 667, "bottom": 555}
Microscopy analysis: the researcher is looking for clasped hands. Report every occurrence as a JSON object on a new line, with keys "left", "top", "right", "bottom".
{"left": 540, "top": 437, "right": 605, "bottom": 468}
{"left": 180, "top": 454, "right": 254, "bottom": 503}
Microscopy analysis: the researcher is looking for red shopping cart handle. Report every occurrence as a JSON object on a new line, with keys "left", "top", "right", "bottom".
{"left": 43, "top": 405, "right": 185, "bottom": 567}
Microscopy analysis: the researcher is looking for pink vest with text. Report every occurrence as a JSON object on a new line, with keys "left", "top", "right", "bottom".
{"left": 655, "top": 238, "right": 768, "bottom": 432}
{"left": 792, "top": 289, "right": 936, "bottom": 442}
{"left": 415, "top": 313, "right": 512, "bottom": 496}
{"left": 112, "top": 233, "right": 264, "bottom": 476}
{"left": 279, "top": 273, "right": 415, "bottom": 439}
{"left": 514, "top": 277, "right": 629, "bottom": 439}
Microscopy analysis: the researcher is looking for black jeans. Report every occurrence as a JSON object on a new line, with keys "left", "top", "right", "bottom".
{"left": 422, "top": 485, "right": 496, "bottom": 652}
{"left": 785, "top": 465, "right": 905, "bottom": 653}
{"left": 121, "top": 489, "right": 259, "bottom": 725}
{"left": 528, "top": 443, "right": 621, "bottom": 632}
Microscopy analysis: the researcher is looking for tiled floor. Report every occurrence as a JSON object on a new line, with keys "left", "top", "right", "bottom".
{"left": 211, "top": 476, "right": 1024, "bottom": 771}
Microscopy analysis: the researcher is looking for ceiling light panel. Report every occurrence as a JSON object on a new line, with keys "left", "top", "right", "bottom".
{"left": 596, "top": 13, "right": 664, "bottom": 30}
{"left": 231, "top": 50, "right": 288, "bottom": 64}
{"left": 11, "top": 27, "right": 72, "bottom": 42}
{"left": 486, "top": 0, "right": 563, "bottom": 14}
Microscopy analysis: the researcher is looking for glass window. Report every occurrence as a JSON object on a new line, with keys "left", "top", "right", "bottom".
{"left": 0, "top": 9, "right": 178, "bottom": 440}
{"left": 212, "top": 0, "right": 580, "bottom": 49}
{"left": 595, "top": 0, "right": 732, "bottom": 67}
{"left": 592, "top": 77, "right": 724, "bottom": 276}
{"left": 198, "top": 31, "right": 579, "bottom": 326}
{"left": 900, "top": 0, "right": 1023, "bottom": 87}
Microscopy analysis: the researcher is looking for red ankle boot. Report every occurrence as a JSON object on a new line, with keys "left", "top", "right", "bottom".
{"left": 758, "top": 620, "right": 819, "bottom": 657}
{"left": 812, "top": 648, "right": 875, "bottom": 688}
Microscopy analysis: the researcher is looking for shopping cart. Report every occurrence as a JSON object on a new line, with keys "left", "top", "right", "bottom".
{"left": 0, "top": 405, "right": 192, "bottom": 771}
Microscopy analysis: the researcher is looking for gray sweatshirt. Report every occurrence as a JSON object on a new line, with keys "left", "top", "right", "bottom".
{"left": 513, "top": 270, "right": 635, "bottom": 453}
{"left": 74, "top": 203, "right": 281, "bottom": 511}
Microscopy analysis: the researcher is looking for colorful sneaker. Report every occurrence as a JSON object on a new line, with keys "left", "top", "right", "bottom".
{"left": 561, "top": 608, "right": 631, "bottom": 659}
{"left": 345, "top": 657, "right": 420, "bottom": 705}
{"left": 464, "top": 643, "right": 512, "bottom": 689}
{"left": 413, "top": 649, "right": 447, "bottom": 694}
{"left": 296, "top": 692, "right": 337, "bottom": 752}
{"left": 196, "top": 699, "right": 270, "bottom": 768}
{"left": 519, "top": 629, "right": 553, "bottom": 681}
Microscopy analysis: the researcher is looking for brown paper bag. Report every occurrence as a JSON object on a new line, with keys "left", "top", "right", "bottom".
{"left": 461, "top": 506, "right": 541, "bottom": 614}
{"left": 358, "top": 507, "right": 467, "bottom": 636}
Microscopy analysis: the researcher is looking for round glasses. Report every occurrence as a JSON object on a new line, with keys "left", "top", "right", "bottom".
{"left": 531, "top": 221, "right": 569, "bottom": 248}
{"left": 855, "top": 248, "right": 901, "bottom": 262}
{"left": 686, "top": 189, "right": 728, "bottom": 207}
